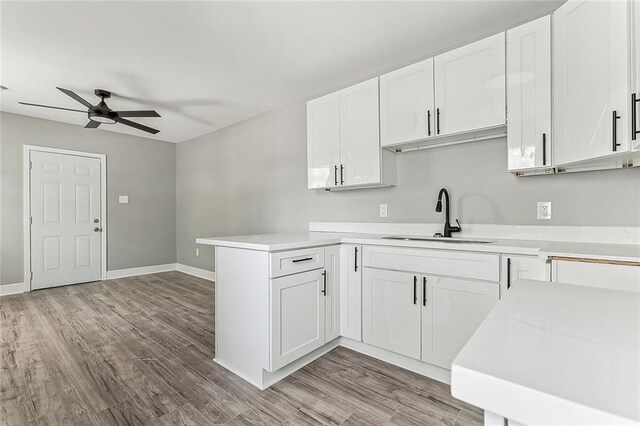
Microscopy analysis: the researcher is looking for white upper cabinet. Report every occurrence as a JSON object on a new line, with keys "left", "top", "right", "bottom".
{"left": 507, "top": 16, "right": 552, "bottom": 171}
{"left": 553, "top": 0, "right": 630, "bottom": 165}
{"left": 380, "top": 58, "right": 435, "bottom": 147}
{"left": 434, "top": 33, "right": 506, "bottom": 136}
{"left": 633, "top": 0, "right": 640, "bottom": 151}
{"left": 307, "top": 93, "right": 340, "bottom": 189}
{"left": 339, "top": 78, "right": 381, "bottom": 186}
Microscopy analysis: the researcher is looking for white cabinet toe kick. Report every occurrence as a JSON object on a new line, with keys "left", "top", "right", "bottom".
{"left": 212, "top": 242, "right": 636, "bottom": 390}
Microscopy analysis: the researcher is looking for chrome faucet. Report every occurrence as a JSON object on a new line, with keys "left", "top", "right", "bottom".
{"left": 435, "top": 188, "right": 462, "bottom": 238}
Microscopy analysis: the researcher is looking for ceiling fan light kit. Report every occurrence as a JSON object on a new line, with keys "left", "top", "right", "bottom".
{"left": 18, "top": 87, "right": 161, "bottom": 134}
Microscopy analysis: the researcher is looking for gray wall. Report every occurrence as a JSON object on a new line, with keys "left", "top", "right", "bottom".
{"left": 0, "top": 112, "right": 177, "bottom": 285}
{"left": 177, "top": 102, "right": 640, "bottom": 272}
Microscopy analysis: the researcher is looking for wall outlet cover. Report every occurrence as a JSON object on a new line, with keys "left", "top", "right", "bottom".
{"left": 537, "top": 201, "right": 552, "bottom": 220}
{"left": 379, "top": 204, "right": 388, "bottom": 218}
{"left": 196, "top": 248, "right": 200, "bottom": 257}
{"left": 118, "top": 195, "right": 129, "bottom": 204}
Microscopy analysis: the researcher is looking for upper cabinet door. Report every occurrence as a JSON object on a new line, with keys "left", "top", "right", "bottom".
{"left": 553, "top": 0, "right": 630, "bottom": 165}
{"left": 307, "top": 92, "right": 340, "bottom": 189}
{"left": 380, "top": 58, "right": 435, "bottom": 147}
{"left": 434, "top": 33, "right": 506, "bottom": 136}
{"left": 507, "top": 16, "right": 552, "bottom": 171}
{"left": 339, "top": 78, "right": 381, "bottom": 186}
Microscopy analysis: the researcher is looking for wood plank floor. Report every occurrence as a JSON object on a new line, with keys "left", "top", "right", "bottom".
{"left": 0, "top": 271, "right": 482, "bottom": 425}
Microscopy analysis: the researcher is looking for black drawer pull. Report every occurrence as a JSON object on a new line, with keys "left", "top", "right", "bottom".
{"left": 322, "top": 271, "right": 327, "bottom": 296}
{"left": 427, "top": 110, "right": 431, "bottom": 136}
{"left": 542, "top": 133, "right": 547, "bottom": 166}
{"left": 292, "top": 257, "right": 313, "bottom": 263}
{"left": 354, "top": 247, "right": 358, "bottom": 272}
{"left": 334, "top": 165, "right": 338, "bottom": 186}
{"left": 413, "top": 276, "right": 417, "bottom": 305}
{"left": 632, "top": 93, "right": 639, "bottom": 141}
{"left": 612, "top": 110, "right": 621, "bottom": 151}
{"left": 506, "top": 258, "right": 511, "bottom": 290}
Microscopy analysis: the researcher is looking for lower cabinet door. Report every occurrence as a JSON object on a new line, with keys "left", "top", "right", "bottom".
{"left": 340, "top": 244, "right": 362, "bottom": 341}
{"left": 324, "top": 245, "right": 341, "bottom": 342}
{"left": 362, "top": 268, "right": 421, "bottom": 359}
{"left": 270, "top": 269, "right": 325, "bottom": 371}
{"left": 422, "top": 276, "right": 499, "bottom": 369}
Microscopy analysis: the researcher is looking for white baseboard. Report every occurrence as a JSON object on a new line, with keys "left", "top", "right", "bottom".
{"left": 176, "top": 263, "right": 216, "bottom": 281}
{"left": 0, "top": 282, "right": 25, "bottom": 296}
{"left": 106, "top": 263, "right": 178, "bottom": 280}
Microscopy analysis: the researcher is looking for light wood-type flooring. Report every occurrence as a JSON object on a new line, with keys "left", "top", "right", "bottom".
{"left": 0, "top": 271, "right": 482, "bottom": 425}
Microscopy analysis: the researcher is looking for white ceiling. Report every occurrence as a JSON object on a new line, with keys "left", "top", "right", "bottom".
{"left": 0, "top": 1, "right": 564, "bottom": 143}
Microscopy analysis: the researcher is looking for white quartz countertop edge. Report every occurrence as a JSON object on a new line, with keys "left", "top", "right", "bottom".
{"left": 196, "top": 233, "right": 640, "bottom": 262}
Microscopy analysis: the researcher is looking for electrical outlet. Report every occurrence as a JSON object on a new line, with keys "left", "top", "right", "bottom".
{"left": 379, "top": 204, "right": 388, "bottom": 218}
{"left": 118, "top": 195, "right": 129, "bottom": 204}
{"left": 196, "top": 248, "right": 200, "bottom": 257}
{"left": 537, "top": 201, "right": 552, "bottom": 220}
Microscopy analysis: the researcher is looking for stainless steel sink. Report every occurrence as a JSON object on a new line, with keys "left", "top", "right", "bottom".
{"left": 382, "top": 235, "right": 494, "bottom": 244}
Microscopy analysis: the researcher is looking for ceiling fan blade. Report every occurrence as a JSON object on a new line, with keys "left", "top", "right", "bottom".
{"left": 115, "top": 110, "right": 161, "bottom": 118}
{"left": 18, "top": 102, "right": 86, "bottom": 113}
{"left": 85, "top": 120, "right": 100, "bottom": 129}
{"left": 118, "top": 118, "right": 159, "bottom": 134}
{"left": 56, "top": 87, "right": 94, "bottom": 108}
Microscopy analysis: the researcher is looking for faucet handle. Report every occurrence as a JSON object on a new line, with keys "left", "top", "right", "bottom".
{"left": 454, "top": 219, "right": 462, "bottom": 232}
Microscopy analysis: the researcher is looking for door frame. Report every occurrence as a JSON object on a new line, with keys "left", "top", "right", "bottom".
{"left": 23, "top": 145, "right": 107, "bottom": 292}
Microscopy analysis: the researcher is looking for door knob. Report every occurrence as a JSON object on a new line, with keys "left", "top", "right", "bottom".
{"left": 94, "top": 227, "right": 102, "bottom": 232}
{"left": 94, "top": 219, "right": 100, "bottom": 223}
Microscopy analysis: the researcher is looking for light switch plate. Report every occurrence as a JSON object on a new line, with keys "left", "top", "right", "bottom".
{"left": 537, "top": 201, "right": 551, "bottom": 220}
{"left": 196, "top": 248, "right": 200, "bottom": 257}
{"left": 119, "top": 195, "right": 129, "bottom": 204}
{"left": 379, "top": 204, "right": 388, "bottom": 218}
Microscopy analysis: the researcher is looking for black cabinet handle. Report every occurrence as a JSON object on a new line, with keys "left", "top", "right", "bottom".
{"left": 292, "top": 257, "right": 313, "bottom": 263}
{"left": 340, "top": 164, "right": 344, "bottom": 185}
{"left": 427, "top": 110, "right": 431, "bottom": 136}
{"left": 612, "top": 110, "right": 621, "bottom": 151}
{"left": 354, "top": 247, "right": 358, "bottom": 272}
{"left": 334, "top": 165, "right": 338, "bottom": 186}
{"left": 422, "top": 277, "right": 427, "bottom": 306}
{"left": 322, "top": 270, "right": 327, "bottom": 296}
{"left": 413, "top": 276, "right": 417, "bottom": 305}
{"left": 542, "top": 133, "right": 547, "bottom": 166}
{"left": 632, "top": 93, "right": 639, "bottom": 141}
{"left": 436, "top": 108, "right": 441, "bottom": 135}
{"left": 506, "top": 258, "right": 511, "bottom": 290}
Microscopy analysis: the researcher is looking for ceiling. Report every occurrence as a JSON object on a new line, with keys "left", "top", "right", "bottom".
{"left": 0, "top": 1, "right": 564, "bottom": 143}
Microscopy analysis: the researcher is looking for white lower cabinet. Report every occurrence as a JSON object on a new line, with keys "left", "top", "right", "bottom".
{"left": 270, "top": 269, "right": 326, "bottom": 371}
{"left": 502, "top": 255, "right": 549, "bottom": 295}
{"left": 421, "top": 277, "right": 499, "bottom": 369}
{"left": 362, "top": 268, "right": 421, "bottom": 359}
{"left": 552, "top": 259, "right": 640, "bottom": 293}
{"left": 270, "top": 245, "right": 340, "bottom": 372}
{"left": 340, "top": 244, "right": 362, "bottom": 341}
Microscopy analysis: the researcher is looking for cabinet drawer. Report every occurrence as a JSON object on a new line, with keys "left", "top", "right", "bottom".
{"left": 270, "top": 247, "right": 325, "bottom": 278}
{"left": 363, "top": 246, "right": 499, "bottom": 282}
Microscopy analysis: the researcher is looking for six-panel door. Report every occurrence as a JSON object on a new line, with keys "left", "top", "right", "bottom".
{"left": 270, "top": 269, "right": 325, "bottom": 371}
{"left": 380, "top": 58, "right": 435, "bottom": 147}
{"left": 434, "top": 32, "right": 506, "bottom": 136}
{"left": 421, "top": 276, "right": 499, "bottom": 369}
{"left": 362, "top": 268, "right": 421, "bottom": 359}
{"left": 30, "top": 151, "right": 102, "bottom": 290}
{"left": 307, "top": 92, "right": 341, "bottom": 189}
{"left": 553, "top": 0, "right": 630, "bottom": 164}
{"left": 339, "top": 78, "right": 381, "bottom": 186}
{"left": 507, "top": 16, "right": 552, "bottom": 171}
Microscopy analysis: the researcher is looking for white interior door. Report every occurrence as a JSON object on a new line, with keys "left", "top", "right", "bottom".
{"left": 30, "top": 151, "right": 102, "bottom": 290}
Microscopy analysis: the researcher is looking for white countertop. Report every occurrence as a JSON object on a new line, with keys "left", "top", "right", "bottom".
{"left": 451, "top": 280, "right": 640, "bottom": 425}
{"left": 196, "top": 232, "right": 640, "bottom": 262}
